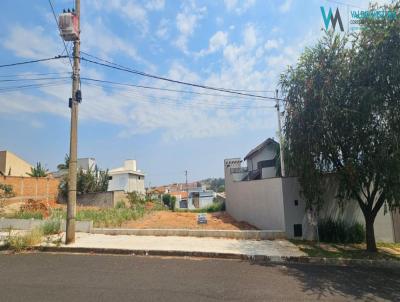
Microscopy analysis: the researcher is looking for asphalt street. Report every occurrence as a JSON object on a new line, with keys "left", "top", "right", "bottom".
{"left": 0, "top": 253, "right": 398, "bottom": 301}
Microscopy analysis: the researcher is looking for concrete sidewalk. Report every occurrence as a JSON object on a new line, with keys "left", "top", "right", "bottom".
{"left": 43, "top": 232, "right": 306, "bottom": 258}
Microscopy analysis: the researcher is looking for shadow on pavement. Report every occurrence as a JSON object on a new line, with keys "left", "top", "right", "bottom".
{"left": 257, "top": 262, "right": 400, "bottom": 301}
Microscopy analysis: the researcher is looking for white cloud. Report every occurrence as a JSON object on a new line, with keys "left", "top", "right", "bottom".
{"left": 279, "top": 0, "right": 293, "bottom": 13}
{"left": 156, "top": 18, "right": 170, "bottom": 39}
{"left": 174, "top": 2, "right": 207, "bottom": 54}
{"left": 196, "top": 31, "right": 228, "bottom": 57}
{"left": 264, "top": 39, "right": 281, "bottom": 50}
{"left": 224, "top": 0, "right": 256, "bottom": 14}
{"left": 243, "top": 24, "right": 257, "bottom": 49}
{"left": 146, "top": 0, "right": 165, "bottom": 11}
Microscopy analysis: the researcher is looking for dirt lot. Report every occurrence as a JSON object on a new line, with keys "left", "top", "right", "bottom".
{"left": 122, "top": 211, "right": 257, "bottom": 230}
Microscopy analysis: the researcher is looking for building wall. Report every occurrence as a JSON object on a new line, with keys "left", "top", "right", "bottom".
{"left": 0, "top": 175, "right": 59, "bottom": 205}
{"left": 225, "top": 164, "right": 286, "bottom": 230}
{"left": 108, "top": 173, "right": 145, "bottom": 194}
{"left": 246, "top": 147, "right": 275, "bottom": 171}
{"left": 0, "top": 151, "right": 33, "bottom": 177}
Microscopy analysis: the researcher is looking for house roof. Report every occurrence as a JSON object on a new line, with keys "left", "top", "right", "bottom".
{"left": 109, "top": 167, "right": 145, "bottom": 176}
{"left": 170, "top": 191, "right": 188, "bottom": 199}
{"left": 243, "top": 138, "right": 279, "bottom": 161}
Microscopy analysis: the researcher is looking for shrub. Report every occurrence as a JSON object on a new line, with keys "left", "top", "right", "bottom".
{"left": 5, "top": 228, "right": 43, "bottom": 252}
{"left": 41, "top": 219, "right": 61, "bottom": 235}
{"left": 170, "top": 196, "right": 176, "bottom": 211}
{"left": 115, "top": 200, "right": 126, "bottom": 209}
{"left": 8, "top": 211, "right": 44, "bottom": 220}
{"left": 318, "top": 218, "right": 365, "bottom": 243}
{"left": 127, "top": 192, "right": 145, "bottom": 207}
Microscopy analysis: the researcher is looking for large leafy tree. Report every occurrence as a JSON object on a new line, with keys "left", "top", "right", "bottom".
{"left": 280, "top": 2, "right": 400, "bottom": 252}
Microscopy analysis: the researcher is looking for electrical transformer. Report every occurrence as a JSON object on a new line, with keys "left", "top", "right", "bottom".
{"left": 58, "top": 12, "right": 79, "bottom": 41}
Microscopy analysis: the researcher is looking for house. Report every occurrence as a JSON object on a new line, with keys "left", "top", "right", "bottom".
{"left": 77, "top": 158, "right": 96, "bottom": 171}
{"left": 172, "top": 187, "right": 216, "bottom": 210}
{"left": 0, "top": 150, "right": 33, "bottom": 176}
{"left": 224, "top": 138, "right": 400, "bottom": 242}
{"left": 243, "top": 138, "right": 279, "bottom": 180}
{"left": 108, "top": 160, "right": 145, "bottom": 195}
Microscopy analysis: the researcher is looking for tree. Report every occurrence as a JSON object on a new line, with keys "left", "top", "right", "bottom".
{"left": 162, "top": 194, "right": 176, "bottom": 210}
{"left": 280, "top": 2, "right": 400, "bottom": 252}
{"left": 27, "top": 162, "right": 48, "bottom": 177}
{"left": 59, "top": 165, "right": 109, "bottom": 198}
{"left": 57, "top": 154, "right": 70, "bottom": 170}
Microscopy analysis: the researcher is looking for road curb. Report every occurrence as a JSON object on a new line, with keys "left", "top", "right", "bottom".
{"left": 35, "top": 246, "right": 400, "bottom": 268}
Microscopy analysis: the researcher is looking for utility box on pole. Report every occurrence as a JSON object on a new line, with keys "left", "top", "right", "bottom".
{"left": 58, "top": 12, "right": 79, "bottom": 41}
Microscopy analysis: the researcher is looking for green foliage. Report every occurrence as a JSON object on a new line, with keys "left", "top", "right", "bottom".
{"left": 5, "top": 228, "right": 43, "bottom": 252}
{"left": 115, "top": 200, "right": 126, "bottom": 209}
{"left": 7, "top": 211, "right": 44, "bottom": 220}
{"left": 162, "top": 194, "right": 176, "bottom": 210}
{"left": 200, "top": 178, "right": 225, "bottom": 192}
{"left": 26, "top": 162, "right": 48, "bottom": 177}
{"left": 318, "top": 218, "right": 365, "bottom": 244}
{"left": 57, "top": 154, "right": 70, "bottom": 170}
{"left": 177, "top": 201, "right": 225, "bottom": 213}
{"left": 41, "top": 219, "right": 61, "bottom": 235}
{"left": 0, "top": 183, "right": 15, "bottom": 211}
{"left": 127, "top": 191, "right": 145, "bottom": 207}
{"left": 76, "top": 207, "right": 145, "bottom": 227}
{"left": 59, "top": 165, "right": 109, "bottom": 198}
{"left": 280, "top": 2, "right": 400, "bottom": 252}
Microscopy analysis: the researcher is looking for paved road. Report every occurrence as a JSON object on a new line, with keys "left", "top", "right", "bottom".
{"left": 0, "top": 253, "right": 398, "bottom": 301}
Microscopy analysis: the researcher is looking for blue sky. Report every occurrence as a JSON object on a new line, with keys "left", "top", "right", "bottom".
{"left": 0, "top": 0, "right": 384, "bottom": 186}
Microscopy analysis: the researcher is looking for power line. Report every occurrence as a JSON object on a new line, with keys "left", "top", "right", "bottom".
{"left": 80, "top": 77, "right": 276, "bottom": 102}
{"left": 83, "top": 81, "right": 275, "bottom": 110}
{"left": 0, "top": 72, "right": 71, "bottom": 78}
{"left": 0, "top": 76, "right": 70, "bottom": 82}
{"left": 78, "top": 53, "right": 283, "bottom": 101}
{"left": 0, "top": 56, "right": 68, "bottom": 68}
{"left": 0, "top": 81, "right": 69, "bottom": 94}
{"left": 81, "top": 51, "right": 276, "bottom": 95}
{"left": 48, "top": 0, "right": 73, "bottom": 70}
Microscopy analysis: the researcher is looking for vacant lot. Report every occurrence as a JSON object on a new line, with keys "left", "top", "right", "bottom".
{"left": 122, "top": 211, "right": 257, "bottom": 230}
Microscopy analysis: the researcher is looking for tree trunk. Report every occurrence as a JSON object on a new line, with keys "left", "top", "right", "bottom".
{"left": 365, "top": 214, "right": 377, "bottom": 252}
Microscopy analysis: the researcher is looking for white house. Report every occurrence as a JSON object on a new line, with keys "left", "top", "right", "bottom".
{"left": 108, "top": 160, "right": 145, "bottom": 195}
{"left": 236, "top": 138, "right": 279, "bottom": 181}
{"left": 224, "top": 138, "right": 400, "bottom": 242}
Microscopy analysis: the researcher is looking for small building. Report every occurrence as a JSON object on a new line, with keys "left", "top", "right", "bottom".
{"left": 172, "top": 187, "right": 216, "bottom": 210}
{"left": 77, "top": 158, "right": 96, "bottom": 171}
{"left": 243, "top": 138, "right": 279, "bottom": 180}
{"left": 108, "top": 160, "right": 145, "bottom": 195}
{"left": 0, "top": 150, "right": 33, "bottom": 176}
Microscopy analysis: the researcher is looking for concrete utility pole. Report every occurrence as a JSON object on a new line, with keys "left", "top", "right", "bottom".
{"left": 66, "top": 0, "right": 80, "bottom": 244}
{"left": 275, "top": 89, "right": 286, "bottom": 177}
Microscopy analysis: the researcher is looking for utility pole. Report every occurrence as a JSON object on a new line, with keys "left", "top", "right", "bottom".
{"left": 275, "top": 89, "right": 286, "bottom": 177}
{"left": 66, "top": 0, "right": 80, "bottom": 244}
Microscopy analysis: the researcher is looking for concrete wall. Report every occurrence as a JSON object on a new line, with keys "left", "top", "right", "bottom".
{"left": 0, "top": 151, "right": 33, "bottom": 176}
{"left": 225, "top": 163, "right": 286, "bottom": 230}
{"left": 0, "top": 175, "right": 59, "bottom": 205}
{"left": 225, "top": 159, "right": 397, "bottom": 242}
{"left": 74, "top": 190, "right": 128, "bottom": 208}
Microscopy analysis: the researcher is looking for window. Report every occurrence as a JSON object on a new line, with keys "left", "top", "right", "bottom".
{"left": 294, "top": 224, "right": 302, "bottom": 237}
{"left": 108, "top": 176, "right": 112, "bottom": 180}
{"left": 294, "top": 199, "right": 299, "bottom": 206}
{"left": 138, "top": 176, "right": 141, "bottom": 180}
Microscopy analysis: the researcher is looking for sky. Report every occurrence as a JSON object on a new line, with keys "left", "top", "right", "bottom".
{"left": 0, "top": 0, "right": 388, "bottom": 186}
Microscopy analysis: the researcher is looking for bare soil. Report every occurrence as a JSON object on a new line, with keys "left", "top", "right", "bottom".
{"left": 122, "top": 211, "right": 258, "bottom": 230}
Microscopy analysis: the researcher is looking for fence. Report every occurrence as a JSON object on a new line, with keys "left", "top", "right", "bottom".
{"left": 0, "top": 176, "right": 60, "bottom": 205}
